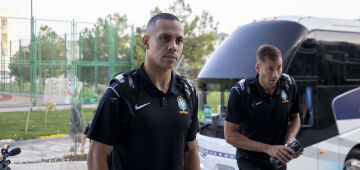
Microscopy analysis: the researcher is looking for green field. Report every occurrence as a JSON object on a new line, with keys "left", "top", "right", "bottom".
{"left": 0, "top": 90, "right": 230, "bottom": 140}
{"left": 0, "top": 108, "right": 94, "bottom": 140}
{"left": 205, "top": 91, "right": 230, "bottom": 113}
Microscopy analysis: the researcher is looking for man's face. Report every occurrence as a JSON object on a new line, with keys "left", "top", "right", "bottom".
{"left": 143, "top": 19, "right": 184, "bottom": 70}
{"left": 256, "top": 57, "right": 282, "bottom": 90}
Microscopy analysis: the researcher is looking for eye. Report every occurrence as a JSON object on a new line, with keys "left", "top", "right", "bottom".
{"left": 160, "top": 35, "right": 170, "bottom": 41}
{"left": 176, "top": 38, "right": 183, "bottom": 44}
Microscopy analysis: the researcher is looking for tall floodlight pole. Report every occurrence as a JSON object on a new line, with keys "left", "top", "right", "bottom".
{"left": 30, "top": 0, "right": 36, "bottom": 106}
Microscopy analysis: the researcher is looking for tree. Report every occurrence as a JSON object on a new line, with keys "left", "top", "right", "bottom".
{"left": 133, "top": 26, "right": 146, "bottom": 68}
{"left": 9, "top": 26, "right": 65, "bottom": 85}
{"left": 80, "top": 13, "right": 133, "bottom": 85}
{"left": 69, "top": 95, "right": 86, "bottom": 155}
{"left": 134, "top": 0, "right": 219, "bottom": 79}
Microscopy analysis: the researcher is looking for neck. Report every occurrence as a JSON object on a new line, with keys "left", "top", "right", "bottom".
{"left": 258, "top": 77, "right": 277, "bottom": 95}
{"left": 264, "top": 87, "right": 276, "bottom": 95}
{"left": 143, "top": 62, "right": 172, "bottom": 93}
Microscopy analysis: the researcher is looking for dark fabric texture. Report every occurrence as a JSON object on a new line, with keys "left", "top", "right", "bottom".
{"left": 87, "top": 64, "right": 199, "bottom": 170}
{"left": 226, "top": 74, "right": 299, "bottom": 167}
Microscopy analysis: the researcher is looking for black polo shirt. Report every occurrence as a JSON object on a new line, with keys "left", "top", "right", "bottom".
{"left": 83, "top": 122, "right": 90, "bottom": 135}
{"left": 226, "top": 74, "right": 299, "bottom": 166}
{"left": 87, "top": 65, "right": 199, "bottom": 170}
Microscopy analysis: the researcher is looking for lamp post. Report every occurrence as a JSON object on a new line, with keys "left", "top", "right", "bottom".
{"left": 30, "top": 0, "right": 36, "bottom": 106}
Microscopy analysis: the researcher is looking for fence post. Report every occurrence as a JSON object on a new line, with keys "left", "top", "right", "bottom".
{"left": 10, "top": 40, "right": 12, "bottom": 92}
{"left": 64, "top": 34, "right": 67, "bottom": 78}
{"left": 1, "top": 41, "right": 4, "bottom": 91}
{"left": 94, "top": 28, "right": 98, "bottom": 94}
{"left": 130, "top": 24, "right": 135, "bottom": 69}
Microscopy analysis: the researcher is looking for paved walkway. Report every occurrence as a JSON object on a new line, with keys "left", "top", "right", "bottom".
{"left": 11, "top": 161, "right": 87, "bottom": 170}
{"left": 1, "top": 136, "right": 89, "bottom": 170}
{"left": 0, "top": 104, "right": 97, "bottom": 113}
{"left": 0, "top": 103, "right": 97, "bottom": 169}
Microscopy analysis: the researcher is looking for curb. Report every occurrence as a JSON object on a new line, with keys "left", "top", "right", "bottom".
{"left": 0, "top": 134, "right": 70, "bottom": 144}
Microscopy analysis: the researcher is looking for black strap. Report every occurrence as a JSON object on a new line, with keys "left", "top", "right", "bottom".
{"left": 175, "top": 75, "right": 196, "bottom": 121}
{"left": 107, "top": 71, "right": 138, "bottom": 170}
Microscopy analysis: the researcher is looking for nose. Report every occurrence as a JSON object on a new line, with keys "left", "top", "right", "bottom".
{"left": 168, "top": 39, "right": 177, "bottom": 52}
{"left": 274, "top": 70, "right": 280, "bottom": 78}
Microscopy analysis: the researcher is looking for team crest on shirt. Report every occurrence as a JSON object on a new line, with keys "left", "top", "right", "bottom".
{"left": 281, "top": 90, "right": 288, "bottom": 103}
{"left": 177, "top": 96, "right": 188, "bottom": 114}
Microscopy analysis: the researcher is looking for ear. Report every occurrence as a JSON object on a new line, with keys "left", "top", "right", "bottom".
{"left": 142, "top": 35, "right": 149, "bottom": 49}
{"left": 255, "top": 63, "right": 260, "bottom": 73}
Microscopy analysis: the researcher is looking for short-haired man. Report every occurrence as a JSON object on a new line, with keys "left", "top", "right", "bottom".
{"left": 224, "top": 44, "right": 301, "bottom": 170}
{"left": 87, "top": 13, "right": 200, "bottom": 170}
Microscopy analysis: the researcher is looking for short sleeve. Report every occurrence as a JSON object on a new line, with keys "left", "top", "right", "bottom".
{"left": 87, "top": 82, "right": 124, "bottom": 146}
{"left": 290, "top": 79, "right": 300, "bottom": 115}
{"left": 186, "top": 90, "right": 199, "bottom": 142}
{"left": 83, "top": 123, "right": 90, "bottom": 135}
{"left": 225, "top": 85, "right": 247, "bottom": 124}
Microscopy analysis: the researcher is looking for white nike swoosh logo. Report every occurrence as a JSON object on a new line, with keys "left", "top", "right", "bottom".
{"left": 255, "top": 101, "right": 263, "bottom": 106}
{"left": 135, "top": 102, "right": 151, "bottom": 110}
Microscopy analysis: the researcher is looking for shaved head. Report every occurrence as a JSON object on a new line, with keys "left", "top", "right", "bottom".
{"left": 145, "top": 13, "right": 181, "bottom": 34}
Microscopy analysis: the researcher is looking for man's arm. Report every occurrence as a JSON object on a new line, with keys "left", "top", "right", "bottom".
{"left": 286, "top": 113, "right": 301, "bottom": 144}
{"left": 224, "top": 121, "right": 294, "bottom": 163}
{"left": 87, "top": 140, "right": 114, "bottom": 170}
{"left": 184, "top": 140, "right": 200, "bottom": 170}
{"left": 80, "top": 134, "right": 87, "bottom": 154}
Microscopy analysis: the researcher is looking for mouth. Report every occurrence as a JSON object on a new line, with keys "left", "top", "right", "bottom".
{"left": 269, "top": 79, "right": 277, "bottom": 84}
{"left": 164, "top": 54, "right": 178, "bottom": 61}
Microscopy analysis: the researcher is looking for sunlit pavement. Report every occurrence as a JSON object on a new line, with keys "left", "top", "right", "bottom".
{"left": 1, "top": 136, "right": 89, "bottom": 170}
{"left": 11, "top": 161, "right": 87, "bottom": 170}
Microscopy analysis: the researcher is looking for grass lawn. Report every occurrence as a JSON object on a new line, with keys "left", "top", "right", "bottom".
{"left": 0, "top": 108, "right": 94, "bottom": 140}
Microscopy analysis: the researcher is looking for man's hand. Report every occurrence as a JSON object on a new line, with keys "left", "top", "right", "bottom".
{"left": 80, "top": 146, "right": 84, "bottom": 154}
{"left": 286, "top": 137, "right": 296, "bottom": 144}
{"left": 285, "top": 139, "right": 304, "bottom": 159}
{"left": 265, "top": 145, "right": 295, "bottom": 164}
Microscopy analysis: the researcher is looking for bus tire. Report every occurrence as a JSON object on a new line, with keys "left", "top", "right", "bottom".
{"left": 344, "top": 149, "right": 360, "bottom": 170}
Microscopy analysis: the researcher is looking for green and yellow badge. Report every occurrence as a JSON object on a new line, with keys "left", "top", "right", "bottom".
{"left": 177, "top": 96, "right": 188, "bottom": 114}
{"left": 281, "top": 90, "right": 288, "bottom": 103}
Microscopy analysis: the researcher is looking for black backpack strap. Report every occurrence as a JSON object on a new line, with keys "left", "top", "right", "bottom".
{"left": 234, "top": 77, "right": 255, "bottom": 121}
{"left": 175, "top": 75, "right": 198, "bottom": 152}
{"left": 107, "top": 70, "right": 138, "bottom": 170}
{"left": 175, "top": 75, "right": 196, "bottom": 118}
{"left": 280, "top": 73, "right": 296, "bottom": 101}
{"left": 110, "top": 70, "right": 138, "bottom": 117}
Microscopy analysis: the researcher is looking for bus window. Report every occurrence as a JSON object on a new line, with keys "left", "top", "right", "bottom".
{"left": 287, "top": 38, "right": 318, "bottom": 79}
{"left": 315, "top": 30, "right": 360, "bottom": 84}
{"left": 345, "top": 48, "right": 360, "bottom": 81}
{"left": 198, "top": 83, "right": 230, "bottom": 139}
{"left": 286, "top": 36, "right": 318, "bottom": 127}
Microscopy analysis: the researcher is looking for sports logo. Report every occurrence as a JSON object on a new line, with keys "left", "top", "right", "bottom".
{"left": 281, "top": 90, "right": 288, "bottom": 103}
{"left": 177, "top": 96, "right": 188, "bottom": 114}
{"left": 135, "top": 102, "right": 151, "bottom": 110}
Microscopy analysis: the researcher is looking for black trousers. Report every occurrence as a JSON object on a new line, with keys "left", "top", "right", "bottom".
{"left": 237, "top": 158, "right": 286, "bottom": 170}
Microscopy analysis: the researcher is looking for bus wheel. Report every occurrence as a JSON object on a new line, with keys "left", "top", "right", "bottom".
{"left": 344, "top": 149, "right": 360, "bottom": 170}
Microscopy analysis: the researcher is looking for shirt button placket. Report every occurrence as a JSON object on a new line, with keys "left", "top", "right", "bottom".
{"left": 161, "top": 96, "right": 167, "bottom": 110}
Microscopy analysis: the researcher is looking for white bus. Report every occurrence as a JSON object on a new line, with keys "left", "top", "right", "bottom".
{"left": 197, "top": 16, "right": 360, "bottom": 170}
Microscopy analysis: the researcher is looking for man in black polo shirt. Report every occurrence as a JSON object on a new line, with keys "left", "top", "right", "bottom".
{"left": 87, "top": 13, "right": 200, "bottom": 170}
{"left": 224, "top": 44, "right": 301, "bottom": 170}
